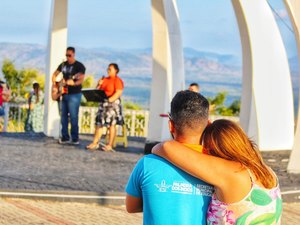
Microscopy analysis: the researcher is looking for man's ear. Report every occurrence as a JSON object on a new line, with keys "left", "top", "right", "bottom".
{"left": 168, "top": 120, "right": 175, "bottom": 134}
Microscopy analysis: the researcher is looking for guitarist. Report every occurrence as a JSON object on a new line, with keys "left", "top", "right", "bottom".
{"left": 51, "top": 47, "right": 86, "bottom": 145}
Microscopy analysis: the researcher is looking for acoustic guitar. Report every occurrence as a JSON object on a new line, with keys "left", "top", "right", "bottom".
{"left": 51, "top": 73, "right": 83, "bottom": 101}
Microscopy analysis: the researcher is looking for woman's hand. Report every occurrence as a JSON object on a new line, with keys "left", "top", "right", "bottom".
{"left": 98, "top": 78, "right": 104, "bottom": 87}
{"left": 108, "top": 89, "right": 122, "bottom": 103}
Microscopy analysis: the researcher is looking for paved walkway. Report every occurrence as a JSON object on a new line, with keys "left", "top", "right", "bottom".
{"left": 0, "top": 198, "right": 299, "bottom": 225}
{"left": 0, "top": 198, "right": 142, "bottom": 225}
{"left": 0, "top": 133, "right": 299, "bottom": 202}
{"left": 0, "top": 133, "right": 144, "bottom": 193}
{"left": 0, "top": 133, "right": 299, "bottom": 223}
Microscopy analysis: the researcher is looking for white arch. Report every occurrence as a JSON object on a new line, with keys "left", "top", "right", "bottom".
{"left": 147, "top": 0, "right": 185, "bottom": 143}
{"left": 43, "top": 0, "right": 184, "bottom": 141}
{"left": 284, "top": 0, "right": 300, "bottom": 173}
{"left": 232, "top": 0, "right": 294, "bottom": 150}
{"left": 44, "top": 0, "right": 68, "bottom": 138}
{"left": 43, "top": 0, "right": 295, "bottom": 153}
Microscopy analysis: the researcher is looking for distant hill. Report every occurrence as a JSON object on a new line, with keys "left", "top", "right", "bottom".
{"left": 0, "top": 42, "right": 298, "bottom": 108}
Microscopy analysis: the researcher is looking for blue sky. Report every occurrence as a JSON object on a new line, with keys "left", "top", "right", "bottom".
{"left": 0, "top": 0, "right": 297, "bottom": 58}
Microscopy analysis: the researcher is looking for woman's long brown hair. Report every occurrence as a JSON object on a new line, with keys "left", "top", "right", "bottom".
{"left": 33, "top": 83, "right": 40, "bottom": 104}
{"left": 201, "top": 119, "right": 276, "bottom": 189}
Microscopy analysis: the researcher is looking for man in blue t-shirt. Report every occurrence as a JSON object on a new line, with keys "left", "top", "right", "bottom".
{"left": 126, "top": 90, "right": 213, "bottom": 225}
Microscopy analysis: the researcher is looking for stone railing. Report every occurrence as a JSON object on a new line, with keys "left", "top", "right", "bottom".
{"left": 1, "top": 103, "right": 28, "bottom": 132}
{"left": 0, "top": 103, "right": 150, "bottom": 137}
{"left": 79, "top": 107, "right": 150, "bottom": 137}
{"left": 1, "top": 103, "right": 239, "bottom": 137}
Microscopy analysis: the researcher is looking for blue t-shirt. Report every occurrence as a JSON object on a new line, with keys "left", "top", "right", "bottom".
{"left": 126, "top": 154, "right": 213, "bottom": 225}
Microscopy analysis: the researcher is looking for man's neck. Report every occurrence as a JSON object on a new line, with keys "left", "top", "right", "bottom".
{"left": 68, "top": 59, "right": 76, "bottom": 64}
{"left": 174, "top": 135, "right": 201, "bottom": 145}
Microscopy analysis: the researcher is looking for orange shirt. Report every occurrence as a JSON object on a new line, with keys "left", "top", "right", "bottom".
{"left": 183, "top": 143, "right": 203, "bottom": 153}
{"left": 99, "top": 76, "right": 124, "bottom": 97}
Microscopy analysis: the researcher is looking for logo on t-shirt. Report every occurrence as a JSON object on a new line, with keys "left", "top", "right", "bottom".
{"left": 195, "top": 184, "right": 214, "bottom": 197}
{"left": 154, "top": 180, "right": 214, "bottom": 196}
{"left": 62, "top": 65, "right": 74, "bottom": 77}
{"left": 172, "top": 182, "right": 193, "bottom": 194}
{"left": 154, "top": 180, "right": 172, "bottom": 192}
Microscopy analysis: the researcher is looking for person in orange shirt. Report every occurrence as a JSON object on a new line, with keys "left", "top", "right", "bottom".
{"left": 86, "top": 63, "right": 124, "bottom": 151}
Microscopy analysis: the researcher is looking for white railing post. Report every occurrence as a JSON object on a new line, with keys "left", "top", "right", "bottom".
{"left": 17, "top": 105, "right": 22, "bottom": 132}
{"left": 130, "top": 111, "right": 136, "bottom": 137}
{"left": 90, "top": 107, "right": 96, "bottom": 134}
{"left": 144, "top": 111, "right": 149, "bottom": 137}
{"left": 78, "top": 107, "right": 83, "bottom": 133}
{"left": 3, "top": 103, "right": 9, "bottom": 132}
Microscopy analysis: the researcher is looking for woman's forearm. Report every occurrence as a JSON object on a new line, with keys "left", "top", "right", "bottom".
{"left": 152, "top": 140, "right": 239, "bottom": 187}
{"left": 108, "top": 90, "right": 122, "bottom": 102}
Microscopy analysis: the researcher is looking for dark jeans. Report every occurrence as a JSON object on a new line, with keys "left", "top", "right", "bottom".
{"left": 0, "top": 106, "right": 4, "bottom": 117}
{"left": 61, "top": 93, "right": 82, "bottom": 141}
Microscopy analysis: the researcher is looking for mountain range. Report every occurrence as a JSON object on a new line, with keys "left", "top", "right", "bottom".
{"left": 0, "top": 42, "right": 298, "bottom": 108}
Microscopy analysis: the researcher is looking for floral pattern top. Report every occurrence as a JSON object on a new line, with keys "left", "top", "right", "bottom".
{"left": 25, "top": 91, "right": 44, "bottom": 132}
{"left": 207, "top": 170, "right": 282, "bottom": 225}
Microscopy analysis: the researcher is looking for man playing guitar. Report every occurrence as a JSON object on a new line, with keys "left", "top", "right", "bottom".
{"left": 51, "top": 47, "right": 85, "bottom": 145}
{"left": 52, "top": 72, "right": 83, "bottom": 100}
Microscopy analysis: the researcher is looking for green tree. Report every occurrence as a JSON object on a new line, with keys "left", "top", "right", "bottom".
{"left": 123, "top": 101, "right": 143, "bottom": 110}
{"left": 2, "top": 60, "right": 19, "bottom": 96}
{"left": 82, "top": 75, "right": 95, "bottom": 89}
{"left": 18, "top": 69, "right": 39, "bottom": 97}
{"left": 2, "top": 59, "right": 45, "bottom": 102}
{"left": 208, "top": 92, "right": 240, "bottom": 116}
{"left": 207, "top": 92, "right": 227, "bottom": 107}
{"left": 228, "top": 100, "right": 241, "bottom": 116}
{"left": 207, "top": 92, "right": 227, "bottom": 115}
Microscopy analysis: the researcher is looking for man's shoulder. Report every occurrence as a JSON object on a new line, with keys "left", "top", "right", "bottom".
{"left": 141, "top": 154, "right": 181, "bottom": 170}
{"left": 74, "top": 61, "right": 85, "bottom": 68}
{"left": 134, "top": 154, "right": 161, "bottom": 165}
{"left": 133, "top": 154, "right": 168, "bottom": 169}
{"left": 142, "top": 155, "right": 210, "bottom": 184}
{"left": 143, "top": 154, "right": 166, "bottom": 162}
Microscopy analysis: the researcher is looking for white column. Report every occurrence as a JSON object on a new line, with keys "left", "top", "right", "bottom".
{"left": 3, "top": 103, "right": 9, "bottom": 132}
{"left": 232, "top": 0, "right": 294, "bottom": 151}
{"left": 147, "top": 0, "right": 185, "bottom": 143}
{"left": 284, "top": 0, "right": 300, "bottom": 173}
{"left": 44, "top": 0, "right": 68, "bottom": 138}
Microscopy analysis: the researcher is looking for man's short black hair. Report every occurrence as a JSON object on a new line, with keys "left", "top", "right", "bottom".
{"left": 170, "top": 90, "right": 209, "bottom": 134}
{"left": 67, "top": 46, "right": 75, "bottom": 53}
{"left": 189, "top": 83, "right": 199, "bottom": 88}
